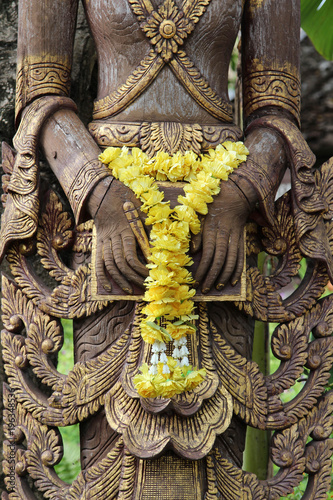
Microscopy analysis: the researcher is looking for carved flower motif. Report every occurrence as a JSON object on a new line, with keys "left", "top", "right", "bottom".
{"left": 142, "top": 0, "right": 193, "bottom": 62}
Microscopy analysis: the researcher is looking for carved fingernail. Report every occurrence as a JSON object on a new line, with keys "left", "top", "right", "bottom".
{"left": 216, "top": 283, "right": 224, "bottom": 290}
{"left": 103, "top": 284, "right": 112, "bottom": 292}
{"left": 124, "top": 287, "right": 133, "bottom": 295}
{"left": 202, "top": 287, "right": 210, "bottom": 294}
{"left": 231, "top": 279, "right": 238, "bottom": 287}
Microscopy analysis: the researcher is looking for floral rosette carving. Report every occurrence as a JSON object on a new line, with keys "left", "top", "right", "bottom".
{"left": 142, "top": 0, "right": 193, "bottom": 62}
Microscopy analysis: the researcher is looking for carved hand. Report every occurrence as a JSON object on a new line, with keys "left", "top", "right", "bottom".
{"left": 194, "top": 126, "right": 288, "bottom": 292}
{"left": 91, "top": 179, "right": 149, "bottom": 294}
{"left": 193, "top": 173, "right": 257, "bottom": 292}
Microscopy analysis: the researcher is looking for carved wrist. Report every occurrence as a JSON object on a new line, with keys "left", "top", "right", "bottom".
{"left": 243, "top": 70, "right": 301, "bottom": 127}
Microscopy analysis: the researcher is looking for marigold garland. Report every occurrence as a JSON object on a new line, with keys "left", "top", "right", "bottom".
{"left": 99, "top": 141, "right": 249, "bottom": 399}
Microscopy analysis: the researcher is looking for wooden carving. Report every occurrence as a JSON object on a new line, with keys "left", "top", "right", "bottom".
{"left": 2, "top": 0, "right": 333, "bottom": 499}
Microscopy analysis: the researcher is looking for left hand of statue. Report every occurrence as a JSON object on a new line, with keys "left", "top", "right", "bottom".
{"left": 193, "top": 174, "right": 257, "bottom": 292}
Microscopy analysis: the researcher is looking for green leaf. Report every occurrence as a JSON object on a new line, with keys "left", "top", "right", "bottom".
{"left": 184, "top": 321, "right": 197, "bottom": 330}
{"left": 146, "top": 321, "right": 161, "bottom": 331}
{"left": 145, "top": 321, "right": 172, "bottom": 341}
{"left": 301, "top": 0, "right": 333, "bottom": 60}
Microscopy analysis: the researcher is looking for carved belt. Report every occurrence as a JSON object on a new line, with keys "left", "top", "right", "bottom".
{"left": 88, "top": 120, "right": 243, "bottom": 156}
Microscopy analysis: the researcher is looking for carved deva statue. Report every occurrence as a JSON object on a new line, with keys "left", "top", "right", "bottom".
{"left": 2, "top": 0, "right": 333, "bottom": 498}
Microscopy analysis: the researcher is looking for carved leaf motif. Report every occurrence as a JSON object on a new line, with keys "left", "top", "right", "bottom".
{"left": 212, "top": 450, "right": 265, "bottom": 500}
{"left": 25, "top": 314, "right": 64, "bottom": 389}
{"left": 182, "top": 0, "right": 210, "bottom": 23}
{"left": 266, "top": 316, "right": 308, "bottom": 396}
{"left": 49, "top": 327, "right": 130, "bottom": 423}
{"left": 303, "top": 440, "right": 333, "bottom": 499}
{"left": 106, "top": 382, "right": 233, "bottom": 460}
{"left": 48, "top": 264, "right": 109, "bottom": 319}
{"left": 284, "top": 337, "right": 333, "bottom": 416}
{"left": 128, "top": 0, "right": 150, "bottom": 22}
{"left": 283, "top": 262, "right": 328, "bottom": 318}
{"left": 266, "top": 425, "right": 305, "bottom": 499}
{"left": 37, "top": 190, "right": 74, "bottom": 282}
{"left": 140, "top": 121, "right": 203, "bottom": 156}
{"left": 2, "top": 275, "right": 35, "bottom": 332}
{"left": 72, "top": 219, "right": 93, "bottom": 253}
{"left": 2, "top": 329, "right": 65, "bottom": 426}
{"left": 262, "top": 192, "right": 302, "bottom": 289}
{"left": 235, "top": 267, "right": 286, "bottom": 322}
{"left": 7, "top": 244, "right": 47, "bottom": 307}
{"left": 268, "top": 336, "right": 333, "bottom": 430}
{"left": 316, "top": 157, "right": 333, "bottom": 220}
{"left": 245, "top": 222, "right": 261, "bottom": 256}
{"left": 210, "top": 321, "right": 268, "bottom": 429}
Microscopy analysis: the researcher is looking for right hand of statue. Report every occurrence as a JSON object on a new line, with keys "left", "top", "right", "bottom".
{"left": 93, "top": 179, "right": 149, "bottom": 294}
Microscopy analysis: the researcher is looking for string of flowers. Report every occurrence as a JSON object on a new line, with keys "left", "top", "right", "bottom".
{"left": 99, "top": 141, "right": 249, "bottom": 399}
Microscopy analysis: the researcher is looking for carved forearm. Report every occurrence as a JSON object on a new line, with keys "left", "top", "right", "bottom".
{"left": 0, "top": 96, "right": 77, "bottom": 261}
{"left": 16, "top": 0, "right": 79, "bottom": 124}
{"left": 242, "top": 0, "right": 301, "bottom": 127}
{"left": 40, "top": 109, "right": 112, "bottom": 223}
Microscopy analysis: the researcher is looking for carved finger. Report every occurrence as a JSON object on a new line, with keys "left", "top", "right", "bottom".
{"left": 96, "top": 242, "right": 112, "bottom": 292}
{"left": 104, "top": 240, "right": 133, "bottom": 294}
{"left": 122, "top": 232, "right": 149, "bottom": 278}
{"left": 202, "top": 232, "right": 229, "bottom": 293}
{"left": 113, "top": 234, "right": 145, "bottom": 288}
{"left": 217, "top": 230, "right": 240, "bottom": 288}
{"left": 191, "top": 230, "right": 202, "bottom": 254}
{"left": 194, "top": 226, "right": 216, "bottom": 288}
{"left": 230, "top": 231, "right": 245, "bottom": 286}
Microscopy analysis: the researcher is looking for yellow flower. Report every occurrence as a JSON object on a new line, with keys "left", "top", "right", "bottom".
{"left": 178, "top": 193, "right": 208, "bottom": 215}
{"left": 145, "top": 203, "right": 173, "bottom": 225}
{"left": 168, "top": 151, "right": 191, "bottom": 181}
{"left": 131, "top": 147, "right": 149, "bottom": 166}
{"left": 140, "top": 322, "right": 167, "bottom": 343}
{"left": 99, "top": 147, "right": 122, "bottom": 164}
{"left": 118, "top": 165, "right": 143, "bottom": 184}
{"left": 140, "top": 189, "right": 165, "bottom": 212}
{"left": 185, "top": 369, "right": 206, "bottom": 391}
{"left": 167, "top": 299, "right": 195, "bottom": 319}
{"left": 146, "top": 267, "right": 177, "bottom": 286}
{"left": 171, "top": 267, "right": 194, "bottom": 284}
{"left": 157, "top": 379, "right": 179, "bottom": 398}
{"left": 223, "top": 140, "right": 249, "bottom": 162}
{"left": 134, "top": 364, "right": 158, "bottom": 398}
{"left": 165, "top": 322, "right": 195, "bottom": 340}
{"left": 130, "top": 176, "right": 155, "bottom": 197}
{"left": 149, "top": 249, "right": 193, "bottom": 268}
{"left": 144, "top": 284, "right": 176, "bottom": 302}
{"left": 143, "top": 302, "right": 174, "bottom": 319}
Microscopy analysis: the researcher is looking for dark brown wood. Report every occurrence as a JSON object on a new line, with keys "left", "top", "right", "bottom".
{"left": 2, "top": 0, "right": 333, "bottom": 499}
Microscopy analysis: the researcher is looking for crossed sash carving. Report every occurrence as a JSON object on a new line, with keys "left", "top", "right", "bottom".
{"left": 93, "top": 0, "right": 233, "bottom": 121}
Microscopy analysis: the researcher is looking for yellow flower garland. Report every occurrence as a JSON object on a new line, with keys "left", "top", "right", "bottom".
{"left": 99, "top": 141, "right": 249, "bottom": 399}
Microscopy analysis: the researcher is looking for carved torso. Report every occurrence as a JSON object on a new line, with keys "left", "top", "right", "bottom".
{"left": 84, "top": 0, "right": 242, "bottom": 123}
